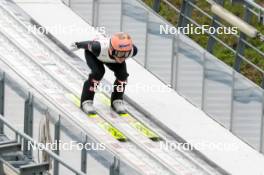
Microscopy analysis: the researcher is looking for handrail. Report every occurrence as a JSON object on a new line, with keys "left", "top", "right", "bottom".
{"left": 0, "top": 50, "right": 135, "bottom": 173}
{"left": 152, "top": 0, "right": 264, "bottom": 81}
{"left": 175, "top": 10, "right": 264, "bottom": 74}
{"left": 244, "top": 0, "right": 264, "bottom": 12}
{"left": 163, "top": 0, "right": 264, "bottom": 54}
{"left": 160, "top": 0, "right": 264, "bottom": 58}
{"left": 0, "top": 114, "right": 86, "bottom": 175}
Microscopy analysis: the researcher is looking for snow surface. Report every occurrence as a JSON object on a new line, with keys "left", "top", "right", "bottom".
{"left": 13, "top": 0, "right": 264, "bottom": 174}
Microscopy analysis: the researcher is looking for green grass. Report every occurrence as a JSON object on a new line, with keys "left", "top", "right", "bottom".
{"left": 143, "top": 0, "right": 264, "bottom": 85}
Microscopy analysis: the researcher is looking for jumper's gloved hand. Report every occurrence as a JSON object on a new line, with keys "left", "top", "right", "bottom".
{"left": 70, "top": 42, "right": 79, "bottom": 51}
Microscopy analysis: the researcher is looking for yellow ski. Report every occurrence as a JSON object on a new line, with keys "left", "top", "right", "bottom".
{"left": 65, "top": 93, "right": 127, "bottom": 142}
{"left": 97, "top": 92, "right": 160, "bottom": 141}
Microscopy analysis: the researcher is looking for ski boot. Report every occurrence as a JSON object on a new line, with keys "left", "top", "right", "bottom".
{"left": 111, "top": 99, "right": 127, "bottom": 114}
{"left": 82, "top": 100, "right": 97, "bottom": 115}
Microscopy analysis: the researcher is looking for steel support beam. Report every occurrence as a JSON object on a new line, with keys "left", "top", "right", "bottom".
{"left": 260, "top": 11, "right": 264, "bottom": 25}
{"left": 23, "top": 93, "right": 34, "bottom": 158}
{"left": 92, "top": 0, "right": 99, "bottom": 27}
{"left": 178, "top": 0, "right": 195, "bottom": 27}
{"left": 260, "top": 73, "right": 264, "bottom": 152}
{"left": 153, "top": 0, "right": 161, "bottom": 12}
{"left": 110, "top": 157, "right": 120, "bottom": 175}
{"left": 261, "top": 89, "right": 264, "bottom": 153}
{"left": 234, "top": 5, "right": 252, "bottom": 72}
{"left": 0, "top": 72, "right": 5, "bottom": 134}
{"left": 81, "top": 135, "right": 88, "bottom": 173}
{"left": 230, "top": 70, "right": 235, "bottom": 132}
{"left": 144, "top": 13, "right": 150, "bottom": 69}
{"left": 207, "top": 0, "right": 224, "bottom": 53}
{"left": 170, "top": 36, "right": 176, "bottom": 89}
{"left": 53, "top": 115, "right": 61, "bottom": 175}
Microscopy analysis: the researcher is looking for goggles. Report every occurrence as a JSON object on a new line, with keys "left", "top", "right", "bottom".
{"left": 113, "top": 50, "right": 131, "bottom": 58}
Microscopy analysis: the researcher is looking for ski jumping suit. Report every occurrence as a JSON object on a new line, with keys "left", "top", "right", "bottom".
{"left": 75, "top": 37, "right": 138, "bottom": 108}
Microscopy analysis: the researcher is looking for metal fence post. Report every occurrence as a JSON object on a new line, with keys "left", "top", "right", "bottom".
{"left": 201, "top": 52, "right": 206, "bottom": 110}
{"left": 178, "top": 0, "right": 195, "bottom": 27}
{"left": 260, "top": 93, "right": 264, "bottom": 153}
{"left": 261, "top": 73, "right": 264, "bottom": 89}
{"left": 0, "top": 72, "right": 5, "bottom": 134}
{"left": 81, "top": 135, "right": 88, "bottom": 173}
{"left": 110, "top": 156, "right": 120, "bottom": 175}
{"left": 260, "top": 74, "right": 264, "bottom": 153}
{"left": 207, "top": 0, "right": 224, "bottom": 53}
{"left": 173, "top": 33, "right": 180, "bottom": 90}
{"left": 153, "top": 0, "right": 161, "bottom": 12}
{"left": 229, "top": 71, "right": 235, "bottom": 131}
{"left": 92, "top": 0, "right": 99, "bottom": 27}
{"left": 53, "top": 115, "right": 61, "bottom": 175}
{"left": 234, "top": 5, "right": 252, "bottom": 72}
{"left": 144, "top": 13, "right": 149, "bottom": 69}
{"left": 23, "top": 92, "right": 34, "bottom": 158}
{"left": 260, "top": 10, "right": 264, "bottom": 25}
{"left": 120, "top": 0, "right": 123, "bottom": 32}
{"left": 261, "top": 114, "right": 264, "bottom": 153}
{"left": 170, "top": 36, "right": 176, "bottom": 89}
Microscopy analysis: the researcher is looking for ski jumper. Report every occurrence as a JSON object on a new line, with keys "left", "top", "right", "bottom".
{"left": 75, "top": 37, "right": 138, "bottom": 108}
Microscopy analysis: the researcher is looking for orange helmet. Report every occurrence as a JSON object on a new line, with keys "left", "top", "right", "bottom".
{"left": 109, "top": 32, "right": 133, "bottom": 58}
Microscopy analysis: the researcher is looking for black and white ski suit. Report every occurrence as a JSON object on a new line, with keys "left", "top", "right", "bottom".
{"left": 75, "top": 36, "right": 138, "bottom": 108}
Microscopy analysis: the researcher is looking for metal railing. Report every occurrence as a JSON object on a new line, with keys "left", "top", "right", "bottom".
{"left": 0, "top": 114, "right": 86, "bottom": 175}
{"left": 0, "top": 72, "right": 86, "bottom": 175}
{"left": 151, "top": 0, "right": 264, "bottom": 86}
{"left": 0, "top": 69, "right": 127, "bottom": 175}
{"left": 146, "top": 0, "right": 264, "bottom": 153}
{"left": 142, "top": 0, "right": 264, "bottom": 154}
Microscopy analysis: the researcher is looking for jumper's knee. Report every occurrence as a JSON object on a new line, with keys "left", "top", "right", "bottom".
{"left": 90, "top": 69, "right": 105, "bottom": 81}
